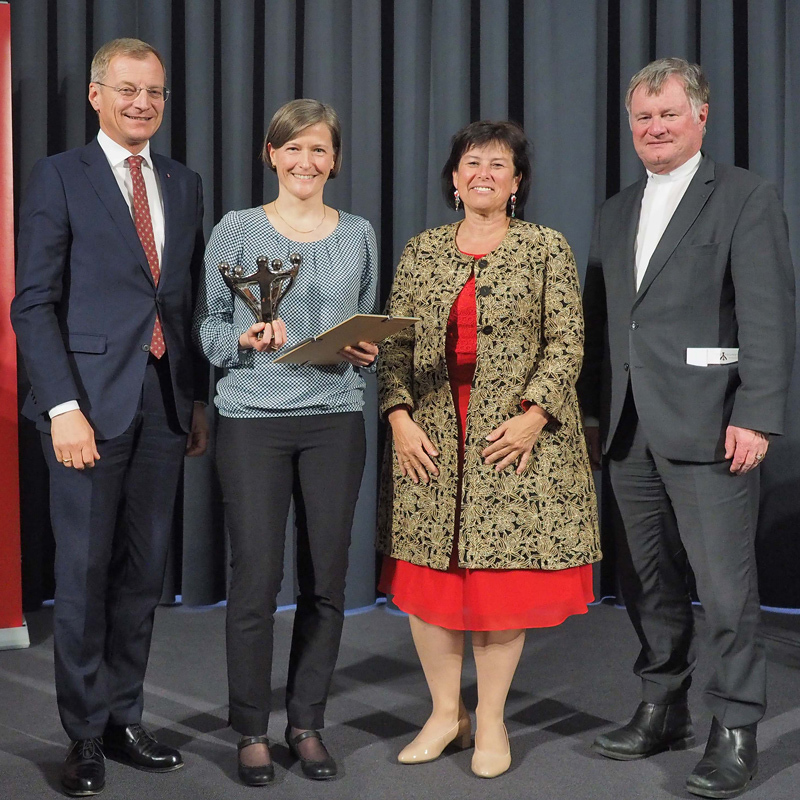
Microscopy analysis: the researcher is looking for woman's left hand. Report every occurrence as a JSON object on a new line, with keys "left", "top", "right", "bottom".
{"left": 338, "top": 341, "right": 378, "bottom": 367}
{"left": 482, "top": 405, "right": 551, "bottom": 474}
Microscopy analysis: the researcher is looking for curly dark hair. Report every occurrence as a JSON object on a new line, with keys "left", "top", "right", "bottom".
{"left": 440, "top": 120, "right": 532, "bottom": 214}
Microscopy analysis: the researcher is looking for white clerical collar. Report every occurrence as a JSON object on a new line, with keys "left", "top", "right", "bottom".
{"left": 646, "top": 150, "right": 702, "bottom": 183}
{"left": 97, "top": 128, "right": 154, "bottom": 169}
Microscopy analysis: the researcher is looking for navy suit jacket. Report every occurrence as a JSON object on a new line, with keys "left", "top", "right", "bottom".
{"left": 11, "top": 137, "right": 205, "bottom": 440}
{"left": 578, "top": 154, "right": 795, "bottom": 462}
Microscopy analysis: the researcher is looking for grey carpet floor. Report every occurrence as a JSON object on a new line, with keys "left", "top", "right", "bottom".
{"left": 1, "top": 602, "right": 799, "bottom": 800}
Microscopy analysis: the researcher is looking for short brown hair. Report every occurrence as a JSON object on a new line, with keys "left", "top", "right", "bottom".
{"left": 261, "top": 99, "right": 343, "bottom": 178}
{"left": 440, "top": 120, "right": 532, "bottom": 214}
{"left": 625, "top": 57, "right": 709, "bottom": 125}
{"left": 90, "top": 38, "right": 166, "bottom": 84}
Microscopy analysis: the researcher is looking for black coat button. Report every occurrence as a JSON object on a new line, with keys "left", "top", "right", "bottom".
{"left": 478, "top": 259, "right": 488, "bottom": 269}
{"left": 478, "top": 285, "right": 492, "bottom": 297}
{"left": 481, "top": 325, "right": 493, "bottom": 335}
{"left": 623, "top": 363, "right": 629, "bottom": 371}
{"left": 141, "top": 344, "right": 150, "bottom": 352}
{"left": 630, "top": 321, "right": 639, "bottom": 330}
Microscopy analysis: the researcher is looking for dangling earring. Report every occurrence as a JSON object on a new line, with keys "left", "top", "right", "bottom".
{"left": 454, "top": 190, "right": 461, "bottom": 211}
{"left": 510, "top": 194, "right": 517, "bottom": 218}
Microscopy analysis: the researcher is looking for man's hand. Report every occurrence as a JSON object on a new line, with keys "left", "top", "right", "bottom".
{"left": 338, "top": 341, "right": 378, "bottom": 367}
{"left": 725, "top": 425, "right": 769, "bottom": 475}
{"left": 482, "top": 405, "right": 550, "bottom": 475}
{"left": 51, "top": 409, "right": 100, "bottom": 469}
{"left": 388, "top": 406, "right": 439, "bottom": 484}
{"left": 584, "top": 425, "right": 602, "bottom": 471}
{"left": 186, "top": 402, "right": 209, "bottom": 457}
{"left": 239, "top": 319, "right": 287, "bottom": 352}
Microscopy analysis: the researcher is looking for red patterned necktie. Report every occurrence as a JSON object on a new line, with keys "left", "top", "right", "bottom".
{"left": 127, "top": 155, "right": 166, "bottom": 358}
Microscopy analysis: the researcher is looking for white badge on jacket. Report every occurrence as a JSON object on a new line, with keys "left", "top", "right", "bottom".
{"left": 686, "top": 348, "right": 739, "bottom": 366}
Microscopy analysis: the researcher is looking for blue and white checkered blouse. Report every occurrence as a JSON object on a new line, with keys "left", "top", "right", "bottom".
{"left": 193, "top": 207, "right": 378, "bottom": 418}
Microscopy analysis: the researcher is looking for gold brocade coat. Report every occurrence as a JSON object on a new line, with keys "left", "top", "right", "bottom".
{"left": 376, "top": 220, "right": 601, "bottom": 571}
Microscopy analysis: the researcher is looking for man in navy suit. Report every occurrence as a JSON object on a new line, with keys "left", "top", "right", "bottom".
{"left": 11, "top": 38, "right": 207, "bottom": 796}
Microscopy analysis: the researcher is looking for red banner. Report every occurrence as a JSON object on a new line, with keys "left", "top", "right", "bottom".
{"left": 0, "top": 0, "right": 27, "bottom": 649}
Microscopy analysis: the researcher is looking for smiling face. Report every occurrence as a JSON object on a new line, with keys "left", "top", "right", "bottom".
{"left": 267, "top": 122, "right": 337, "bottom": 202}
{"left": 452, "top": 141, "right": 520, "bottom": 218}
{"left": 629, "top": 75, "right": 707, "bottom": 174}
{"left": 88, "top": 53, "right": 166, "bottom": 153}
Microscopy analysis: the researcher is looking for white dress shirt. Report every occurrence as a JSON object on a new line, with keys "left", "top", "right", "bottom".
{"left": 49, "top": 130, "right": 166, "bottom": 419}
{"left": 634, "top": 150, "right": 702, "bottom": 289}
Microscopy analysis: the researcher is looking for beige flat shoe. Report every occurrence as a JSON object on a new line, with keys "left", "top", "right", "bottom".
{"left": 398, "top": 715, "right": 472, "bottom": 764}
{"left": 471, "top": 725, "right": 511, "bottom": 778}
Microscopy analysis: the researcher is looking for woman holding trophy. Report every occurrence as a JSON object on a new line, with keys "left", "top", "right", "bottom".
{"left": 193, "top": 99, "right": 378, "bottom": 785}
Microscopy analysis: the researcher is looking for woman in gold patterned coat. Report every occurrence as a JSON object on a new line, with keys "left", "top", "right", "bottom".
{"left": 377, "top": 120, "right": 600, "bottom": 778}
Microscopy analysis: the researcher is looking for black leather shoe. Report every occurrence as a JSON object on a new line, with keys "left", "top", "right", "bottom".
{"left": 686, "top": 718, "right": 758, "bottom": 798}
{"left": 61, "top": 738, "right": 105, "bottom": 796}
{"left": 285, "top": 726, "right": 337, "bottom": 780}
{"left": 237, "top": 735, "right": 275, "bottom": 786}
{"left": 103, "top": 723, "right": 183, "bottom": 772}
{"left": 593, "top": 700, "right": 695, "bottom": 760}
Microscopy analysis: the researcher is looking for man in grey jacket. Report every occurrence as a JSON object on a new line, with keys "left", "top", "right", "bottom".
{"left": 579, "top": 58, "right": 795, "bottom": 799}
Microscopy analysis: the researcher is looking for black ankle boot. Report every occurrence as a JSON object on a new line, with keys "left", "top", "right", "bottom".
{"left": 686, "top": 718, "right": 757, "bottom": 798}
{"left": 593, "top": 700, "right": 694, "bottom": 760}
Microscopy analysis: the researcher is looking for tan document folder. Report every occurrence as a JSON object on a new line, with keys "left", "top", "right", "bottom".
{"left": 274, "top": 314, "right": 418, "bottom": 365}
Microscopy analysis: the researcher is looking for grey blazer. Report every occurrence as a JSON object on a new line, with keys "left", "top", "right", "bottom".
{"left": 578, "top": 154, "right": 795, "bottom": 462}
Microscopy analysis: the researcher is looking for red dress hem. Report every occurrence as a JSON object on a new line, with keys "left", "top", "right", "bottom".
{"left": 379, "top": 557, "right": 594, "bottom": 631}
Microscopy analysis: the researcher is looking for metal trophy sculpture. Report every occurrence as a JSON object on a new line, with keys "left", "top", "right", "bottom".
{"left": 218, "top": 253, "right": 302, "bottom": 343}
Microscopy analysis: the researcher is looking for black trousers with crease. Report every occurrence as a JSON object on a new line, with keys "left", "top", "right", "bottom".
{"left": 216, "top": 411, "right": 366, "bottom": 735}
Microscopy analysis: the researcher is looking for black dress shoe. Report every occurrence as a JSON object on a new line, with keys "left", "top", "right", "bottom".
{"left": 237, "top": 735, "right": 275, "bottom": 786}
{"left": 285, "top": 726, "right": 337, "bottom": 780}
{"left": 103, "top": 723, "right": 183, "bottom": 772}
{"left": 686, "top": 718, "right": 758, "bottom": 799}
{"left": 61, "top": 738, "right": 105, "bottom": 797}
{"left": 593, "top": 700, "right": 695, "bottom": 760}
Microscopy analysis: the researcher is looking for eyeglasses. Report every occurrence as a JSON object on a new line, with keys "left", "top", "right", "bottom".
{"left": 94, "top": 82, "right": 170, "bottom": 102}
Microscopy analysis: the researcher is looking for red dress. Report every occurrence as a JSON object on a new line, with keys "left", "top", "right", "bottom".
{"left": 379, "top": 265, "right": 594, "bottom": 631}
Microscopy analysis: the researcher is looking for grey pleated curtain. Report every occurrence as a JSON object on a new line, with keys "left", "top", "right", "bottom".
{"left": 10, "top": 0, "right": 800, "bottom": 609}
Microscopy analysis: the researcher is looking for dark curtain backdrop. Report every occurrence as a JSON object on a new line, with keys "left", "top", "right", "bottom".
{"left": 9, "top": 0, "right": 800, "bottom": 611}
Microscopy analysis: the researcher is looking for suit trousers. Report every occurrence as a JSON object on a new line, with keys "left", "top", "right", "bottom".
{"left": 216, "top": 411, "right": 366, "bottom": 735}
{"left": 44, "top": 355, "right": 188, "bottom": 740}
{"left": 607, "top": 392, "right": 765, "bottom": 728}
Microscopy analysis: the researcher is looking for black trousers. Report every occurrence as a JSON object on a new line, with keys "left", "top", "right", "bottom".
{"left": 44, "top": 356, "right": 188, "bottom": 740}
{"left": 216, "top": 411, "right": 366, "bottom": 735}
{"left": 608, "top": 393, "right": 764, "bottom": 728}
